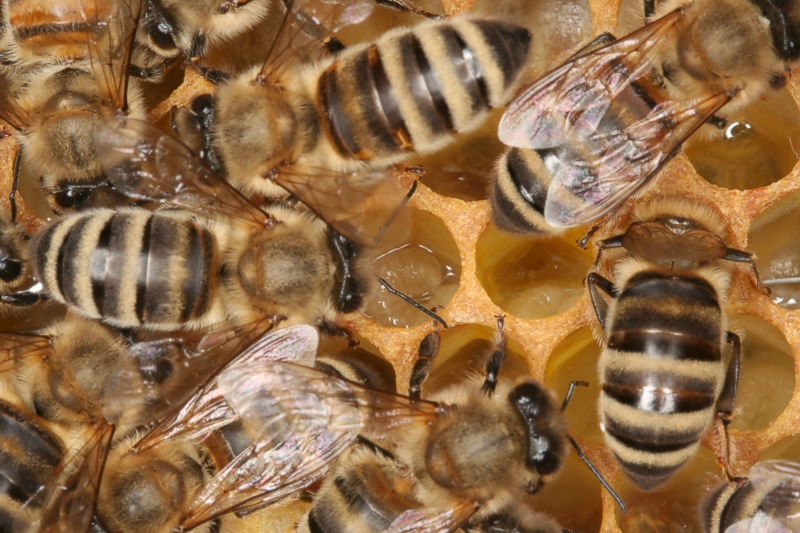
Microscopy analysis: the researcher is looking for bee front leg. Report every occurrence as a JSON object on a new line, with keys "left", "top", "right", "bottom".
{"left": 408, "top": 321, "right": 441, "bottom": 399}
{"left": 585, "top": 272, "right": 615, "bottom": 331}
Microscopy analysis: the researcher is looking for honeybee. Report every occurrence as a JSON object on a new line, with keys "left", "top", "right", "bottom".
{"left": 0, "top": 0, "right": 147, "bottom": 213}
{"left": 299, "top": 319, "right": 625, "bottom": 533}
{"left": 95, "top": 324, "right": 443, "bottom": 532}
{"left": 587, "top": 198, "right": 765, "bottom": 489}
{"left": 703, "top": 460, "right": 800, "bottom": 532}
{"left": 31, "top": 117, "right": 413, "bottom": 332}
{"left": 0, "top": 316, "right": 291, "bottom": 533}
{"left": 491, "top": 0, "right": 800, "bottom": 234}
{"left": 176, "top": 0, "right": 531, "bottom": 199}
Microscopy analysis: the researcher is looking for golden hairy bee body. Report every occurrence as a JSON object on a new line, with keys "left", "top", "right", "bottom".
{"left": 30, "top": 117, "right": 377, "bottom": 332}
{"left": 587, "top": 198, "right": 764, "bottom": 489}
{"left": 491, "top": 0, "right": 800, "bottom": 235}
{"left": 181, "top": 8, "right": 531, "bottom": 198}
{"left": 300, "top": 324, "right": 579, "bottom": 533}
{"left": 0, "top": 0, "right": 147, "bottom": 212}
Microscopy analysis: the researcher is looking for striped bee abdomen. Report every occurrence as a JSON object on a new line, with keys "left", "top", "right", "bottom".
{"left": 491, "top": 148, "right": 551, "bottom": 234}
{"left": 599, "top": 271, "right": 726, "bottom": 489}
{"left": 319, "top": 16, "right": 531, "bottom": 162}
{"left": 0, "top": 401, "right": 64, "bottom": 530}
{"left": 33, "top": 209, "right": 216, "bottom": 330}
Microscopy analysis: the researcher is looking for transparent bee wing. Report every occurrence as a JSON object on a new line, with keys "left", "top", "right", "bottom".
{"left": 0, "top": 331, "right": 50, "bottom": 374}
{"left": 133, "top": 325, "right": 319, "bottom": 452}
{"left": 259, "top": 0, "right": 375, "bottom": 86}
{"left": 13, "top": 424, "right": 114, "bottom": 533}
{"left": 543, "top": 90, "right": 729, "bottom": 227}
{"left": 181, "top": 360, "right": 444, "bottom": 528}
{"left": 621, "top": 221, "right": 729, "bottom": 263}
{"left": 724, "top": 461, "right": 800, "bottom": 533}
{"left": 101, "top": 320, "right": 278, "bottom": 427}
{"left": 277, "top": 164, "right": 416, "bottom": 245}
{"left": 94, "top": 117, "right": 272, "bottom": 227}
{"left": 498, "top": 9, "right": 683, "bottom": 150}
{"left": 0, "top": 75, "right": 30, "bottom": 131}
{"left": 84, "top": 0, "right": 143, "bottom": 111}
{"left": 383, "top": 501, "right": 479, "bottom": 533}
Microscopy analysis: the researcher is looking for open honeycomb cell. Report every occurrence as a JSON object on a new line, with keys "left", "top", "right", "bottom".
{"left": 5, "top": 0, "right": 800, "bottom": 531}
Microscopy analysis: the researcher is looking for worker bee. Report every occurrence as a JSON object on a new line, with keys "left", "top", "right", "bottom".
{"left": 31, "top": 116, "right": 414, "bottom": 332}
{"left": 95, "top": 324, "right": 443, "bottom": 532}
{"left": 491, "top": 0, "right": 800, "bottom": 234}
{"left": 0, "top": 0, "right": 147, "bottom": 214}
{"left": 587, "top": 198, "right": 765, "bottom": 489}
{"left": 0, "top": 317, "right": 296, "bottom": 533}
{"left": 703, "top": 460, "right": 800, "bottom": 532}
{"left": 299, "top": 319, "right": 625, "bottom": 533}
{"left": 175, "top": 0, "right": 531, "bottom": 200}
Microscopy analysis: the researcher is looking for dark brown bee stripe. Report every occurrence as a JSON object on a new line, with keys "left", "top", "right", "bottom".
{"left": 603, "top": 416, "right": 702, "bottom": 453}
{"left": 410, "top": 34, "right": 454, "bottom": 131}
{"left": 333, "top": 475, "right": 392, "bottom": 531}
{"left": 396, "top": 32, "right": 451, "bottom": 137}
{"left": 614, "top": 456, "right": 682, "bottom": 484}
{"left": 369, "top": 45, "right": 412, "bottom": 151}
{"left": 491, "top": 148, "right": 552, "bottom": 234}
{"left": 608, "top": 330, "right": 721, "bottom": 362}
{"left": 90, "top": 217, "right": 114, "bottom": 313}
{"left": 58, "top": 214, "right": 94, "bottom": 308}
{"left": 603, "top": 366, "right": 717, "bottom": 399}
{"left": 135, "top": 215, "right": 155, "bottom": 323}
{"left": 707, "top": 480, "right": 755, "bottom": 533}
{"left": 0, "top": 402, "right": 63, "bottom": 498}
{"left": 180, "top": 221, "right": 214, "bottom": 322}
{"left": 319, "top": 66, "right": 360, "bottom": 158}
{"left": 602, "top": 380, "right": 716, "bottom": 414}
{"left": 613, "top": 276, "right": 722, "bottom": 347}
{"left": 13, "top": 21, "right": 92, "bottom": 43}
{"left": 472, "top": 20, "right": 530, "bottom": 90}
{"left": 440, "top": 26, "right": 489, "bottom": 112}
{"left": 306, "top": 509, "right": 327, "bottom": 533}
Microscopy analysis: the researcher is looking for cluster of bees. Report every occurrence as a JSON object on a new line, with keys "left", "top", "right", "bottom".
{"left": 0, "top": 0, "right": 799, "bottom": 531}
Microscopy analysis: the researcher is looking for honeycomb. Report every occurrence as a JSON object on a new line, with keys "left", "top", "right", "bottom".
{"left": 5, "top": 0, "right": 800, "bottom": 531}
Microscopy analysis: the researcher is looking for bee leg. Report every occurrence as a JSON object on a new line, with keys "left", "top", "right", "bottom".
{"left": 560, "top": 380, "right": 589, "bottom": 412}
{"left": 721, "top": 248, "right": 769, "bottom": 295}
{"left": 481, "top": 315, "right": 508, "bottom": 395}
{"left": 373, "top": 0, "right": 443, "bottom": 19}
{"left": 317, "top": 319, "right": 356, "bottom": 346}
{"left": 0, "top": 289, "right": 43, "bottom": 307}
{"left": 9, "top": 144, "right": 21, "bottom": 222}
{"left": 643, "top": 0, "right": 656, "bottom": 20}
{"left": 591, "top": 234, "right": 626, "bottom": 268}
{"left": 408, "top": 321, "right": 441, "bottom": 399}
{"left": 716, "top": 331, "right": 742, "bottom": 480}
{"left": 585, "top": 273, "right": 615, "bottom": 330}
{"left": 565, "top": 32, "right": 617, "bottom": 62}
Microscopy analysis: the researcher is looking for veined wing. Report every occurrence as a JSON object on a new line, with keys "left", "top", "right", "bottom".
{"left": 258, "top": 0, "right": 374, "bottom": 87}
{"left": 101, "top": 320, "right": 279, "bottom": 427}
{"left": 181, "top": 360, "right": 445, "bottom": 528}
{"left": 0, "top": 331, "right": 51, "bottom": 374}
{"left": 383, "top": 501, "right": 479, "bottom": 533}
{"left": 723, "top": 461, "right": 800, "bottom": 533}
{"left": 94, "top": 117, "right": 271, "bottom": 228}
{"left": 543, "top": 90, "right": 730, "bottom": 227}
{"left": 84, "top": 0, "right": 143, "bottom": 111}
{"left": 499, "top": 9, "right": 683, "bottom": 150}
{"left": 276, "top": 163, "right": 416, "bottom": 245}
{"left": 133, "top": 325, "right": 319, "bottom": 452}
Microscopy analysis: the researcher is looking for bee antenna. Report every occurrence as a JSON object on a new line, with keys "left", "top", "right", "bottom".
{"left": 568, "top": 435, "right": 627, "bottom": 515}
{"left": 560, "top": 380, "right": 589, "bottom": 412}
{"left": 373, "top": 180, "right": 418, "bottom": 245}
{"left": 378, "top": 278, "right": 448, "bottom": 329}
